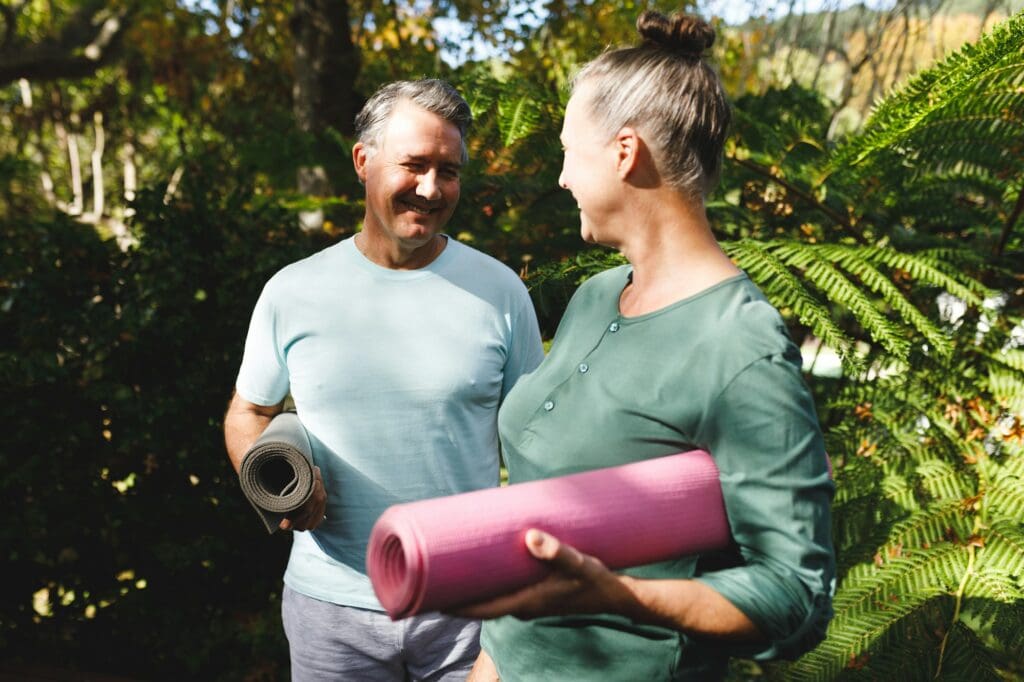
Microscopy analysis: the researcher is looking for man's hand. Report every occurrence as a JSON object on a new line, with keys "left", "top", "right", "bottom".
{"left": 278, "top": 465, "right": 328, "bottom": 532}
{"left": 452, "top": 529, "right": 642, "bottom": 621}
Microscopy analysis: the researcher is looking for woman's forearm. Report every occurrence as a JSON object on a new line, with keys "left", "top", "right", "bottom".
{"left": 620, "top": 575, "right": 764, "bottom": 642}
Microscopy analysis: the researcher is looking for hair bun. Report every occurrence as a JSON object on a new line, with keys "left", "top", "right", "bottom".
{"left": 636, "top": 10, "right": 715, "bottom": 57}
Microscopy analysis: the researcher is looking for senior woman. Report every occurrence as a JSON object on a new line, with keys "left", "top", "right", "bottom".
{"left": 456, "top": 9, "right": 836, "bottom": 681}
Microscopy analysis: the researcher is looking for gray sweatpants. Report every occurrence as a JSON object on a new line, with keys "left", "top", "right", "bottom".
{"left": 282, "top": 585, "right": 481, "bottom": 681}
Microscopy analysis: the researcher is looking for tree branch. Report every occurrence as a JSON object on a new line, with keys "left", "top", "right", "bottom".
{"left": 728, "top": 155, "right": 870, "bottom": 244}
{"left": 994, "top": 183, "right": 1024, "bottom": 258}
{"left": 0, "top": 3, "right": 132, "bottom": 86}
{"left": 0, "top": 1, "right": 25, "bottom": 51}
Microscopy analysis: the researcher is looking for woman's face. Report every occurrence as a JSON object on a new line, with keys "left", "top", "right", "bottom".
{"left": 558, "top": 86, "right": 621, "bottom": 245}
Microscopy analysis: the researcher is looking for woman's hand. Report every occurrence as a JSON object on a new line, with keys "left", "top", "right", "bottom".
{"left": 452, "top": 529, "right": 642, "bottom": 621}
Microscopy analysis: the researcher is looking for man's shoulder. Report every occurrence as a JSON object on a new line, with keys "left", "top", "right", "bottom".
{"left": 263, "top": 240, "right": 349, "bottom": 290}
{"left": 445, "top": 238, "right": 527, "bottom": 289}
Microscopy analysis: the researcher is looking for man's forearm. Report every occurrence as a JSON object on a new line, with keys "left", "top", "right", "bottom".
{"left": 223, "top": 391, "right": 284, "bottom": 472}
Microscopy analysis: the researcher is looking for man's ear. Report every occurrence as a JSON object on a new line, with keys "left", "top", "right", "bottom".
{"left": 352, "top": 142, "right": 369, "bottom": 183}
{"left": 615, "top": 127, "right": 640, "bottom": 180}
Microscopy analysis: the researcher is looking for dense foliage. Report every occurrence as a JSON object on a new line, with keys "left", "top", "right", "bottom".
{"left": 1, "top": 1, "right": 1022, "bottom": 679}
{"left": 1, "top": 158, "right": 332, "bottom": 678}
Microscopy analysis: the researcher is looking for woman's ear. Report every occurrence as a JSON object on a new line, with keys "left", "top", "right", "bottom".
{"left": 615, "top": 127, "right": 641, "bottom": 180}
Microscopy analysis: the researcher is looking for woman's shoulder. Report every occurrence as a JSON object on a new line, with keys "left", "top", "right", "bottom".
{"left": 685, "top": 275, "right": 798, "bottom": 364}
{"left": 575, "top": 264, "right": 632, "bottom": 297}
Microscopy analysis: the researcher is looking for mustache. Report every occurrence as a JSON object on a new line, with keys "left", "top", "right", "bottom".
{"left": 396, "top": 195, "right": 447, "bottom": 211}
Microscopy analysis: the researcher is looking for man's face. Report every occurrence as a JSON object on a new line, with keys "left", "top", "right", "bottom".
{"left": 353, "top": 101, "right": 463, "bottom": 250}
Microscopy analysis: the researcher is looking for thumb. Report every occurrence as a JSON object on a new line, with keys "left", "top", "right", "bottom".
{"left": 524, "top": 529, "right": 559, "bottom": 560}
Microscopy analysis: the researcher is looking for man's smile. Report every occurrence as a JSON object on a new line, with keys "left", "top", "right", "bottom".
{"left": 398, "top": 198, "right": 443, "bottom": 215}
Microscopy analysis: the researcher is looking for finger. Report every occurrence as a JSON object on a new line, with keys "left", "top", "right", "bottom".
{"left": 450, "top": 585, "right": 542, "bottom": 620}
{"left": 525, "top": 530, "right": 586, "bottom": 574}
{"left": 294, "top": 504, "right": 322, "bottom": 531}
{"left": 524, "top": 529, "right": 560, "bottom": 560}
{"left": 289, "top": 470, "right": 327, "bottom": 531}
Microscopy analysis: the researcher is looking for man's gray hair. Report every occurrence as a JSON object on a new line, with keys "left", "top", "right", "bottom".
{"left": 354, "top": 79, "right": 473, "bottom": 163}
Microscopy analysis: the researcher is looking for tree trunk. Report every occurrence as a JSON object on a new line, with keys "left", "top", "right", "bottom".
{"left": 292, "top": 0, "right": 361, "bottom": 231}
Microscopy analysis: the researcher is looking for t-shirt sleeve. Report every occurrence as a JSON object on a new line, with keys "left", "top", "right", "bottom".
{"left": 234, "top": 281, "right": 290, "bottom": 406}
{"left": 500, "top": 282, "right": 545, "bottom": 400}
{"left": 693, "top": 349, "right": 835, "bottom": 661}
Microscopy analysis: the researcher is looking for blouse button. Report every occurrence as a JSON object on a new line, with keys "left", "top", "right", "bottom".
{"left": 578, "top": 363, "right": 589, "bottom": 373}
{"left": 609, "top": 322, "right": 620, "bottom": 332}
{"left": 543, "top": 400, "right": 555, "bottom": 411}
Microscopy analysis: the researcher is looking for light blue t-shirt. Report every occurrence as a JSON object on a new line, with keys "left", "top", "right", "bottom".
{"left": 235, "top": 235, "right": 544, "bottom": 609}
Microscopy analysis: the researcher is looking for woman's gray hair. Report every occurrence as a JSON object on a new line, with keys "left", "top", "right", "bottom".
{"left": 354, "top": 79, "right": 473, "bottom": 163}
{"left": 573, "top": 11, "right": 731, "bottom": 199}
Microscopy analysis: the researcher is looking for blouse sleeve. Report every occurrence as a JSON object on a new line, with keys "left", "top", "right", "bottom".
{"left": 693, "top": 348, "right": 835, "bottom": 661}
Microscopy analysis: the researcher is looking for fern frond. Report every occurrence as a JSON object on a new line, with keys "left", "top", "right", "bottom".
{"left": 841, "top": 601, "right": 949, "bottom": 681}
{"left": 882, "top": 473, "right": 921, "bottom": 512}
{"left": 936, "top": 620, "right": 1004, "bottom": 682}
{"left": 497, "top": 94, "right": 544, "bottom": 148}
{"left": 977, "top": 521, "right": 1024, "bottom": 576}
{"left": 856, "top": 247, "right": 990, "bottom": 305}
{"left": 830, "top": 9, "right": 1024, "bottom": 170}
{"left": 788, "top": 544, "right": 966, "bottom": 680}
{"left": 772, "top": 242, "right": 912, "bottom": 359}
{"left": 990, "top": 601, "right": 1024, "bottom": 660}
{"left": 963, "top": 567, "right": 1024, "bottom": 603}
{"left": 916, "top": 459, "right": 974, "bottom": 502}
{"left": 994, "top": 443, "right": 1024, "bottom": 480}
{"left": 883, "top": 499, "right": 973, "bottom": 551}
{"left": 722, "top": 239, "right": 858, "bottom": 368}
{"left": 834, "top": 544, "right": 965, "bottom": 630}
{"left": 984, "top": 478, "right": 1024, "bottom": 521}
{"left": 987, "top": 368, "right": 1024, "bottom": 412}
{"left": 463, "top": 84, "right": 497, "bottom": 121}
{"left": 815, "top": 245, "right": 953, "bottom": 356}
{"left": 987, "top": 349, "right": 1024, "bottom": 372}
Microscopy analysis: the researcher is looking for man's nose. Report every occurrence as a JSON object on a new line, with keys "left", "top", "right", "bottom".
{"left": 416, "top": 170, "right": 442, "bottom": 201}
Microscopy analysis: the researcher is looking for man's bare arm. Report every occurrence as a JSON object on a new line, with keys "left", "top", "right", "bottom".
{"left": 223, "top": 390, "right": 284, "bottom": 473}
{"left": 223, "top": 391, "right": 327, "bottom": 532}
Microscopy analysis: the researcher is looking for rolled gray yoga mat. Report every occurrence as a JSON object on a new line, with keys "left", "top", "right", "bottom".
{"left": 238, "top": 411, "right": 315, "bottom": 534}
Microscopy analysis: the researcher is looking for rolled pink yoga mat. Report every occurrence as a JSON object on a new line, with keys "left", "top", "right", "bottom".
{"left": 367, "top": 450, "right": 730, "bottom": 620}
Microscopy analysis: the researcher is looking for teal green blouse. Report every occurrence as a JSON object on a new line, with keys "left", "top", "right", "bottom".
{"left": 481, "top": 266, "right": 835, "bottom": 681}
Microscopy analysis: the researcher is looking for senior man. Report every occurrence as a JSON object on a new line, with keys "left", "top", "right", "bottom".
{"left": 224, "top": 79, "right": 544, "bottom": 681}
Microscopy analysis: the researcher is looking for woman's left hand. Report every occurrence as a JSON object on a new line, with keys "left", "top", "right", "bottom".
{"left": 451, "top": 529, "right": 641, "bottom": 620}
